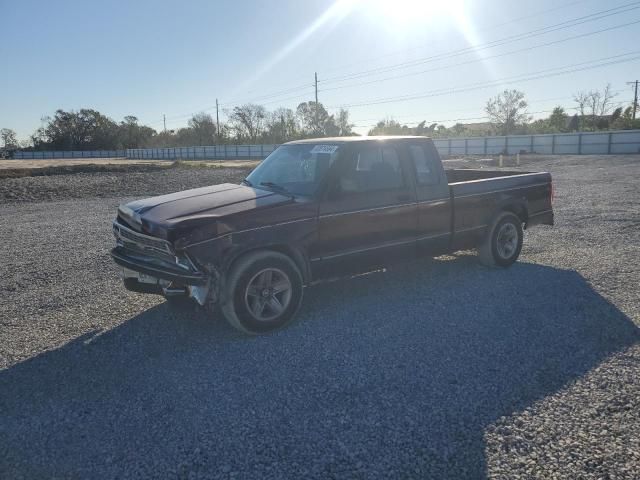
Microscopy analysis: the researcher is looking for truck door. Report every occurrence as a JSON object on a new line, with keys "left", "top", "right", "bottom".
{"left": 310, "top": 142, "right": 418, "bottom": 276}
{"left": 405, "top": 140, "right": 452, "bottom": 254}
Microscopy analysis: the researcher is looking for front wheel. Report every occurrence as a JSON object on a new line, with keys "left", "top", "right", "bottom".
{"left": 478, "top": 212, "right": 524, "bottom": 267}
{"left": 221, "top": 251, "right": 304, "bottom": 334}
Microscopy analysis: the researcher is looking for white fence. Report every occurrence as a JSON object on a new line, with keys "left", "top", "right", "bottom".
{"left": 9, "top": 130, "right": 640, "bottom": 160}
{"left": 13, "top": 150, "right": 125, "bottom": 159}
{"left": 433, "top": 130, "right": 640, "bottom": 156}
{"left": 126, "top": 144, "right": 278, "bottom": 160}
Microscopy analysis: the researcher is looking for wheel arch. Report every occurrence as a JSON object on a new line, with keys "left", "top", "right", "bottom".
{"left": 222, "top": 243, "right": 311, "bottom": 285}
{"left": 494, "top": 198, "right": 529, "bottom": 226}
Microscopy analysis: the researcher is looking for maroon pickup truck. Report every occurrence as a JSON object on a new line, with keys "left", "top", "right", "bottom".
{"left": 112, "top": 136, "right": 553, "bottom": 334}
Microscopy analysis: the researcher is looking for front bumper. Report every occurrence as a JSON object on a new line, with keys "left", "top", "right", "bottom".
{"left": 111, "top": 247, "right": 207, "bottom": 285}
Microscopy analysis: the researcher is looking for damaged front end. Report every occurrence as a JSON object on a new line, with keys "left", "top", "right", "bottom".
{"left": 111, "top": 220, "right": 218, "bottom": 307}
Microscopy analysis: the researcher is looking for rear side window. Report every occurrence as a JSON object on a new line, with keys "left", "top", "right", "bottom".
{"left": 409, "top": 144, "right": 439, "bottom": 185}
{"left": 341, "top": 146, "right": 404, "bottom": 192}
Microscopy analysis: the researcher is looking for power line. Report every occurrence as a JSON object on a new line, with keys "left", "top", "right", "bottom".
{"left": 219, "top": 82, "right": 314, "bottom": 107}
{"left": 217, "top": 1, "right": 639, "bottom": 109}
{"left": 163, "top": 3, "right": 639, "bottom": 114}
{"left": 318, "top": 0, "right": 594, "bottom": 75}
{"left": 138, "top": 2, "right": 638, "bottom": 127}
{"left": 322, "top": 2, "right": 640, "bottom": 84}
{"left": 319, "top": 19, "right": 640, "bottom": 93}
{"left": 236, "top": 0, "right": 595, "bottom": 90}
{"left": 329, "top": 51, "right": 640, "bottom": 109}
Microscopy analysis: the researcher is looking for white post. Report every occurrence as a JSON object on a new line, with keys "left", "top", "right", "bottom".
{"left": 516, "top": 152, "right": 520, "bottom": 166}
{"left": 499, "top": 154, "right": 503, "bottom": 167}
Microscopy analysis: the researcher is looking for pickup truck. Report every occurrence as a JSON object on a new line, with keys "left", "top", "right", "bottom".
{"left": 112, "top": 136, "right": 553, "bottom": 334}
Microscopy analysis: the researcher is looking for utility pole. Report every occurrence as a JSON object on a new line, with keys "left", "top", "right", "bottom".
{"left": 314, "top": 72, "right": 320, "bottom": 134}
{"left": 628, "top": 80, "right": 638, "bottom": 120}
{"left": 163, "top": 114, "right": 166, "bottom": 133}
{"left": 216, "top": 99, "right": 220, "bottom": 138}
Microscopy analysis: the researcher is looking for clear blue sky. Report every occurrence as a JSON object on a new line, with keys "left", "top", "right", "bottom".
{"left": 1, "top": 0, "right": 639, "bottom": 140}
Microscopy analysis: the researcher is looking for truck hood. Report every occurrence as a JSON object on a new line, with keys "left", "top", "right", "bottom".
{"left": 118, "top": 183, "right": 293, "bottom": 240}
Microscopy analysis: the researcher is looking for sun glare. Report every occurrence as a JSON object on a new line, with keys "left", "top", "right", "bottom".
{"left": 370, "top": 0, "right": 466, "bottom": 25}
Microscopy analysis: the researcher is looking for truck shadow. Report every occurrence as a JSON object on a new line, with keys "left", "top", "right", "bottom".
{"left": 1, "top": 255, "right": 638, "bottom": 479}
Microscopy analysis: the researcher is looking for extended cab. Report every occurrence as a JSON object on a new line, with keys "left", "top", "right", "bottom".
{"left": 112, "top": 136, "right": 553, "bottom": 334}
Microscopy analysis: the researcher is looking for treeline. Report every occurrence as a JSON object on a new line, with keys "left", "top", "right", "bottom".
{"left": 7, "top": 102, "right": 354, "bottom": 151}
{"left": 370, "top": 85, "right": 639, "bottom": 138}
{"left": 2, "top": 84, "right": 638, "bottom": 151}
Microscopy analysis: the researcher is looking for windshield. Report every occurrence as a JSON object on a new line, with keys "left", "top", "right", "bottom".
{"left": 245, "top": 144, "right": 341, "bottom": 196}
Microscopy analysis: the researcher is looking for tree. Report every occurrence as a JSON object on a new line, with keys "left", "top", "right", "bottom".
{"left": 412, "top": 121, "right": 438, "bottom": 136}
{"left": 119, "top": 116, "right": 156, "bottom": 148}
{"left": 573, "top": 91, "right": 590, "bottom": 130}
{"left": 573, "top": 84, "right": 617, "bottom": 131}
{"left": 188, "top": 112, "right": 218, "bottom": 145}
{"left": 296, "top": 101, "right": 334, "bottom": 136}
{"left": 335, "top": 109, "right": 354, "bottom": 136}
{"left": 610, "top": 105, "right": 640, "bottom": 130}
{"left": 38, "top": 109, "right": 119, "bottom": 150}
{"left": 567, "top": 114, "right": 579, "bottom": 132}
{"left": 548, "top": 107, "right": 568, "bottom": 132}
{"left": 610, "top": 107, "right": 623, "bottom": 124}
{"left": 1, "top": 128, "right": 18, "bottom": 148}
{"left": 368, "top": 119, "right": 411, "bottom": 136}
{"left": 265, "top": 108, "right": 299, "bottom": 143}
{"left": 369, "top": 118, "right": 442, "bottom": 136}
{"left": 227, "top": 104, "right": 266, "bottom": 142}
{"left": 485, "top": 89, "right": 530, "bottom": 135}
{"left": 451, "top": 123, "right": 468, "bottom": 136}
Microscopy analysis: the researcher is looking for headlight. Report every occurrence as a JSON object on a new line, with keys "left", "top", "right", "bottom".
{"left": 118, "top": 205, "right": 142, "bottom": 228}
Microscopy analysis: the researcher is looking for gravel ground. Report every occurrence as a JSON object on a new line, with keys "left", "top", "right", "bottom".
{"left": 1, "top": 156, "right": 639, "bottom": 479}
{"left": 0, "top": 165, "right": 249, "bottom": 202}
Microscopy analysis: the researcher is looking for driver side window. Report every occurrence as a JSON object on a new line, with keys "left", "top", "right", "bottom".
{"left": 339, "top": 145, "right": 404, "bottom": 193}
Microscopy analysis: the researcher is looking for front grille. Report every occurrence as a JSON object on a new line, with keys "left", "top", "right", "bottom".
{"left": 113, "top": 221, "right": 174, "bottom": 259}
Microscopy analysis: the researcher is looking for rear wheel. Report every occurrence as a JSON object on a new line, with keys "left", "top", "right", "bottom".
{"left": 478, "top": 212, "right": 524, "bottom": 267}
{"left": 221, "top": 251, "right": 303, "bottom": 334}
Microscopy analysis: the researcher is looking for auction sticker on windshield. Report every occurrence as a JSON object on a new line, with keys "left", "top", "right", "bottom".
{"left": 310, "top": 145, "right": 339, "bottom": 154}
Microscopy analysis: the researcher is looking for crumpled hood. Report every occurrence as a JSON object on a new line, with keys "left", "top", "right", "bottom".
{"left": 118, "top": 183, "right": 293, "bottom": 240}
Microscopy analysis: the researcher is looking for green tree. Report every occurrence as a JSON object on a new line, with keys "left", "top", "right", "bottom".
{"left": 265, "top": 108, "right": 300, "bottom": 143}
{"left": 296, "top": 101, "right": 338, "bottom": 136}
{"left": 573, "top": 84, "right": 617, "bottom": 131}
{"left": 1, "top": 128, "right": 18, "bottom": 148}
{"left": 368, "top": 119, "right": 411, "bottom": 136}
{"left": 548, "top": 106, "right": 568, "bottom": 132}
{"left": 485, "top": 89, "right": 530, "bottom": 135}
{"left": 228, "top": 104, "right": 266, "bottom": 142}
{"left": 39, "top": 109, "right": 119, "bottom": 150}
{"left": 451, "top": 123, "right": 467, "bottom": 136}
{"left": 119, "top": 116, "right": 156, "bottom": 148}
{"left": 610, "top": 105, "right": 640, "bottom": 130}
{"left": 188, "top": 112, "right": 218, "bottom": 145}
{"left": 336, "top": 109, "right": 354, "bottom": 136}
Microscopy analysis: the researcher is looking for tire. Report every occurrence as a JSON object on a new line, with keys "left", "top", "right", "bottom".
{"left": 221, "top": 251, "right": 304, "bottom": 335}
{"left": 478, "top": 212, "right": 524, "bottom": 267}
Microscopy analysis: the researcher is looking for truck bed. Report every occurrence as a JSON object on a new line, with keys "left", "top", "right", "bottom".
{"left": 445, "top": 169, "right": 533, "bottom": 183}
{"left": 444, "top": 168, "right": 554, "bottom": 250}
